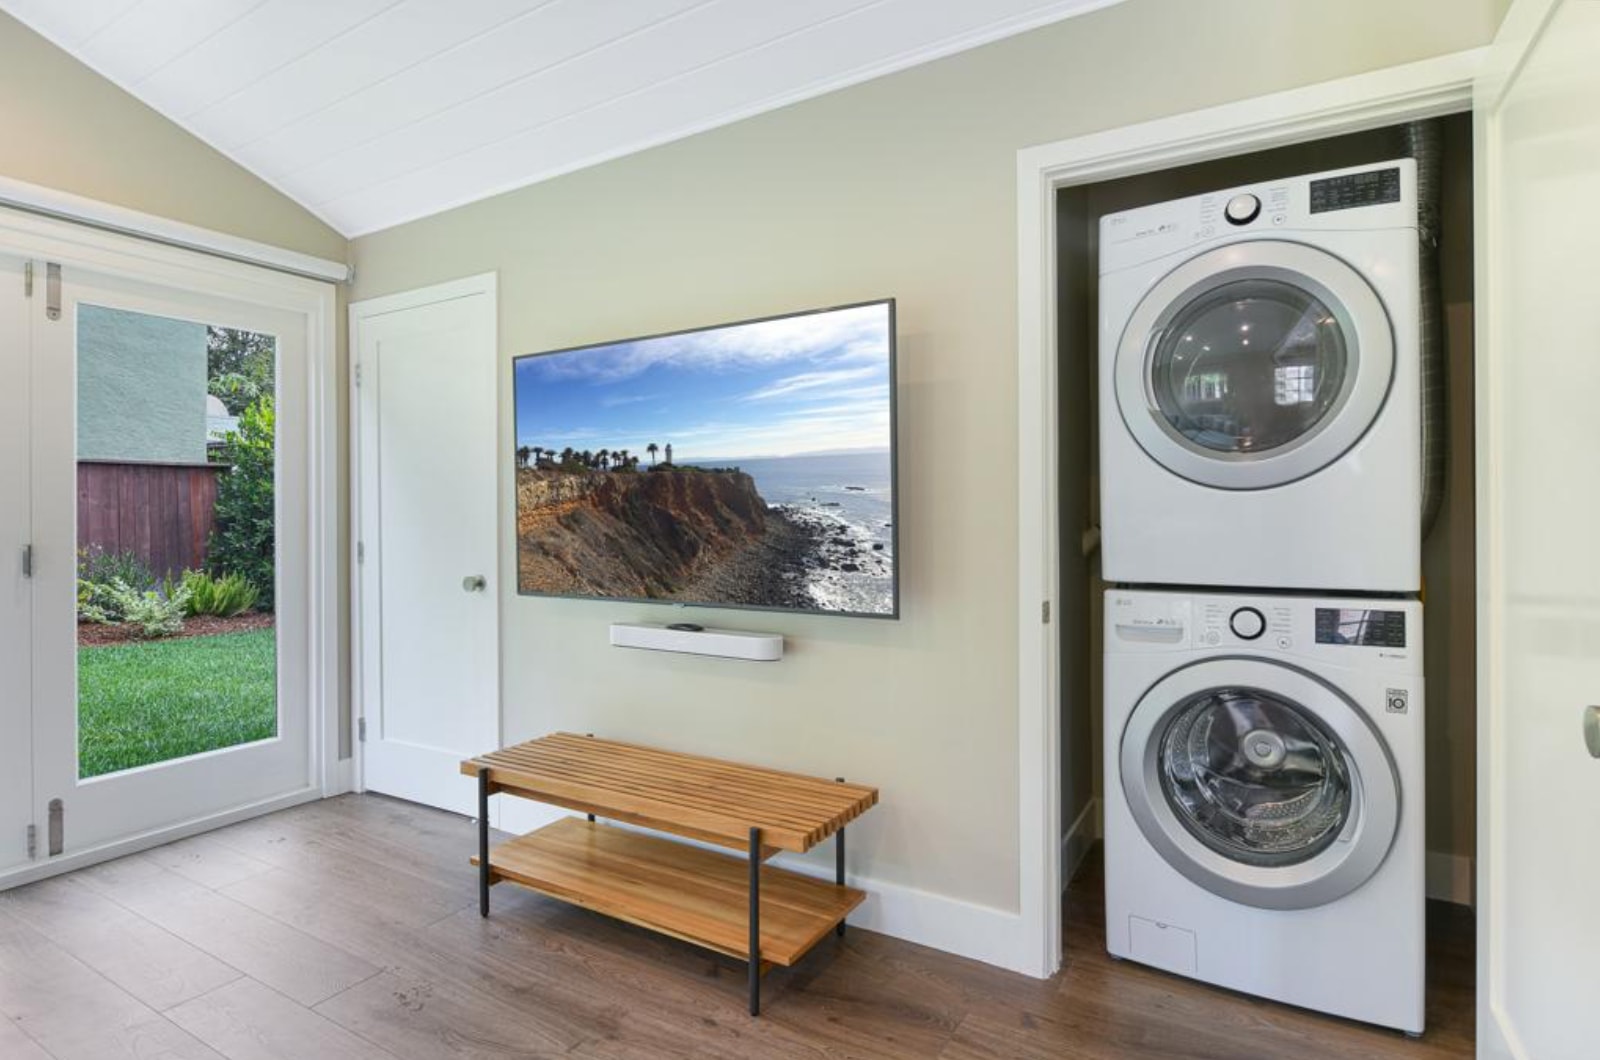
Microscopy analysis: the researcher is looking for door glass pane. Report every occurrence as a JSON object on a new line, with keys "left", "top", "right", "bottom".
{"left": 1158, "top": 687, "right": 1351, "bottom": 867}
{"left": 76, "top": 307, "right": 278, "bottom": 778}
{"left": 1149, "top": 279, "right": 1350, "bottom": 454}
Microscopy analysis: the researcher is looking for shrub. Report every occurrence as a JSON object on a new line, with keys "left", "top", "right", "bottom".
{"left": 208, "top": 395, "right": 276, "bottom": 610}
{"left": 77, "top": 548, "right": 154, "bottom": 624}
{"left": 79, "top": 547, "right": 153, "bottom": 590}
{"left": 180, "top": 570, "right": 259, "bottom": 617}
{"left": 87, "top": 578, "right": 190, "bottom": 638}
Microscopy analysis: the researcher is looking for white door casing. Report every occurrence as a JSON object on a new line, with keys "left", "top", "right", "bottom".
{"left": 353, "top": 274, "right": 499, "bottom": 817}
{"left": 1475, "top": 2, "right": 1600, "bottom": 1057}
{"left": 1, "top": 254, "right": 32, "bottom": 875}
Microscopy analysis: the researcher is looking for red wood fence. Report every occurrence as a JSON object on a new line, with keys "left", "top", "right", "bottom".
{"left": 77, "top": 461, "right": 226, "bottom": 579}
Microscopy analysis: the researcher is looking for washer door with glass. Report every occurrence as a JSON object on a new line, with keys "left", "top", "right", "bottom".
{"left": 1114, "top": 240, "right": 1395, "bottom": 490}
{"left": 1120, "top": 657, "right": 1399, "bottom": 910}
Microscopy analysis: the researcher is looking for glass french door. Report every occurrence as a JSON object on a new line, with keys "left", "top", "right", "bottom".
{"left": 28, "top": 262, "right": 315, "bottom": 858}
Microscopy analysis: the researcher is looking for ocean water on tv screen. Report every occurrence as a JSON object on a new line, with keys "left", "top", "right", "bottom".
{"left": 689, "top": 450, "right": 894, "bottom": 615}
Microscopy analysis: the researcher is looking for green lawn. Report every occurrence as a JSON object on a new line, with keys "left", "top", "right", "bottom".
{"left": 78, "top": 629, "right": 277, "bottom": 779}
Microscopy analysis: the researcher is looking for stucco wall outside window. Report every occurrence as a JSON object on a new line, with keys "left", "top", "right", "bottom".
{"left": 76, "top": 305, "right": 207, "bottom": 465}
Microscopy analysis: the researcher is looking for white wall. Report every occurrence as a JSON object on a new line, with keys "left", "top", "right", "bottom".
{"left": 350, "top": 0, "right": 1506, "bottom": 940}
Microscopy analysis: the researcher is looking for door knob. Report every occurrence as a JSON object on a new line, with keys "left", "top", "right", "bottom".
{"left": 462, "top": 575, "right": 487, "bottom": 593}
{"left": 1585, "top": 706, "right": 1600, "bottom": 759}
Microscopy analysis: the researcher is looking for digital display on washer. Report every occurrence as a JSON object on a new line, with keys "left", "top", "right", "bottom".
{"left": 1309, "top": 167, "right": 1402, "bottom": 214}
{"left": 1315, "top": 608, "right": 1406, "bottom": 648}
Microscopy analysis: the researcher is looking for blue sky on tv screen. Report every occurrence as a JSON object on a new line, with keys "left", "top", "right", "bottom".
{"left": 514, "top": 302, "right": 892, "bottom": 463}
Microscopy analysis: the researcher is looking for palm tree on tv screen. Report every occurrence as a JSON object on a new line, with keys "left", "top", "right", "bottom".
{"left": 647, "top": 442, "right": 659, "bottom": 466}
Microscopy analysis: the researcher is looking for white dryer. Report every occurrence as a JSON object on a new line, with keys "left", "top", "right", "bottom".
{"left": 1103, "top": 588, "right": 1424, "bottom": 1034}
{"left": 1099, "top": 161, "right": 1421, "bottom": 592}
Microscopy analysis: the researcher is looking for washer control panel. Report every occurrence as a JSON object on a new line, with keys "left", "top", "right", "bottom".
{"left": 1108, "top": 590, "right": 1421, "bottom": 673}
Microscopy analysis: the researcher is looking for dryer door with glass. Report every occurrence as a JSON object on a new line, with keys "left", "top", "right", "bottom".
{"left": 1120, "top": 656, "right": 1400, "bottom": 910}
{"left": 1114, "top": 240, "right": 1395, "bottom": 490}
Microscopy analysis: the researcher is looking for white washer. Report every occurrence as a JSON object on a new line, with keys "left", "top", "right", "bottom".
{"left": 1103, "top": 588, "right": 1424, "bottom": 1034}
{"left": 1099, "top": 161, "right": 1421, "bottom": 592}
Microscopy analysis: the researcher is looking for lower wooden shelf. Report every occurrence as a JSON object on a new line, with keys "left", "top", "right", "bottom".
{"left": 473, "top": 816, "right": 865, "bottom": 967}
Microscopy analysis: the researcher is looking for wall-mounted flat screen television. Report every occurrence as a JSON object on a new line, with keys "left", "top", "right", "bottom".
{"left": 512, "top": 299, "right": 898, "bottom": 618}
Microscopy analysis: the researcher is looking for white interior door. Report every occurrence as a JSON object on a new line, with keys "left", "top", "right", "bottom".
{"left": 1, "top": 253, "right": 33, "bottom": 875}
{"left": 30, "top": 263, "right": 317, "bottom": 857}
{"left": 353, "top": 275, "right": 498, "bottom": 817}
{"left": 1476, "top": 2, "right": 1600, "bottom": 1057}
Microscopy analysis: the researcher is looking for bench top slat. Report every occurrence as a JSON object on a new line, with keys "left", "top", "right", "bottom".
{"left": 462, "top": 733, "right": 878, "bottom": 854}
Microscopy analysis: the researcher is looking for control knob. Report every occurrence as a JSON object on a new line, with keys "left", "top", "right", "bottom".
{"left": 1229, "top": 606, "right": 1266, "bottom": 640}
{"left": 1224, "top": 193, "right": 1262, "bottom": 225}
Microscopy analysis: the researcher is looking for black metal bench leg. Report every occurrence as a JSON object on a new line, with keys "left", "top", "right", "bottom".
{"left": 478, "top": 766, "right": 491, "bottom": 918}
{"left": 749, "top": 826, "right": 761, "bottom": 1017}
{"left": 835, "top": 825, "right": 847, "bottom": 937}
{"left": 835, "top": 777, "right": 847, "bottom": 938}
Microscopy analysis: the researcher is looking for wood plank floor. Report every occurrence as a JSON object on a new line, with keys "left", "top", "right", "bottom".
{"left": 0, "top": 795, "right": 1474, "bottom": 1058}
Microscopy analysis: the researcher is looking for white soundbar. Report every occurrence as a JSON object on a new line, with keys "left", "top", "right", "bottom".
{"left": 609, "top": 622, "right": 784, "bottom": 662}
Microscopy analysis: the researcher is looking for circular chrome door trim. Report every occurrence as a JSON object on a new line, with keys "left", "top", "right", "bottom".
{"left": 1119, "top": 657, "right": 1400, "bottom": 910}
{"left": 1114, "top": 240, "right": 1395, "bottom": 490}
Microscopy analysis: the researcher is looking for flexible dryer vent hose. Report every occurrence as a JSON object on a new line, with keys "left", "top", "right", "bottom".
{"left": 1405, "top": 119, "right": 1447, "bottom": 539}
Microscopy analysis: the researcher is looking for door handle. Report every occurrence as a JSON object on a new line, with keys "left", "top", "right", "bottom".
{"left": 462, "top": 576, "right": 487, "bottom": 593}
{"left": 1585, "top": 706, "right": 1600, "bottom": 760}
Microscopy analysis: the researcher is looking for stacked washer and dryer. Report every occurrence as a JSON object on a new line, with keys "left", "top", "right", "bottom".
{"left": 1096, "top": 161, "right": 1427, "bottom": 1034}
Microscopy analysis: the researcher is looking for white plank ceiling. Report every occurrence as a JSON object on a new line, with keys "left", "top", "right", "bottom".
{"left": 1, "top": 0, "right": 1124, "bottom": 236}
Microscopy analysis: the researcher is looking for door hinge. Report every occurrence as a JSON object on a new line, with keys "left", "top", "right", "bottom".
{"left": 1042, "top": 600, "right": 1051, "bottom": 624}
{"left": 354, "top": 363, "right": 362, "bottom": 387}
{"left": 23, "top": 261, "right": 33, "bottom": 297}
{"left": 45, "top": 263, "right": 61, "bottom": 321}
{"left": 21, "top": 544, "right": 33, "bottom": 578}
{"left": 25, "top": 824, "right": 36, "bottom": 860}
{"left": 356, "top": 541, "right": 365, "bottom": 565}
{"left": 47, "top": 798, "right": 63, "bottom": 857}
{"left": 358, "top": 717, "right": 367, "bottom": 742}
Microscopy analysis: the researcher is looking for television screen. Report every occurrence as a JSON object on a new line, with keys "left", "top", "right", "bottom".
{"left": 512, "top": 300, "right": 898, "bottom": 618}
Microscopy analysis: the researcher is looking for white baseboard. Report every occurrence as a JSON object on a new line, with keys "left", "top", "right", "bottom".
{"left": 1426, "top": 851, "right": 1474, "bottom": 906}
{"left": 1061, "top": 798, "right": 1099, "bottom": 889}
{"left": 492, "top": 798, "right": 1031, "bottom": 973}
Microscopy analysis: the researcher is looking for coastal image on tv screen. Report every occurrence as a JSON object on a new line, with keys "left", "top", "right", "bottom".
{"left": 513, "top": 300, "right": 896, "bottom": 617}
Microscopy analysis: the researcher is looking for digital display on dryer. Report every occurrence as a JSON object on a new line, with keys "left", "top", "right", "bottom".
{"left": 1315, "top": 608, "right": 1406, "bottom": 647}
{"left": 1309, "top": 167, "right": 1402, "bottom": 213}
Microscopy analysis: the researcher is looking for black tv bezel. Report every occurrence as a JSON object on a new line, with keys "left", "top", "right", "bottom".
{"left": 511, "top": 297, "right": 900, "bottom": 621}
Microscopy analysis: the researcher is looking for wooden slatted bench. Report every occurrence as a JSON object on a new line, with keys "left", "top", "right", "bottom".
{"left": 460, "top": 732, "right": 879, "bottom": 1015}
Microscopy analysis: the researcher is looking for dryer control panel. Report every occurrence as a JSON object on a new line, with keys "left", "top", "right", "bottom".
{"left": 1106, "top": 590, "right": 1421, "bottom": 674}
{"left": 1099, "top": 159, "right": 1417, "bottom": 274}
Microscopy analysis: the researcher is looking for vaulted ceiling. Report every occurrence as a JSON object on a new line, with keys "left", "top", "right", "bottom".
{"left": 1, "top": 0, "right": 1124, "bottom": 236}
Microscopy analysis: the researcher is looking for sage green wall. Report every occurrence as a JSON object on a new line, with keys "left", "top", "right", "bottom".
{"left": 77, "top": 306, "right": 207, "bottom": 465}
{"left": 351, "top": 0, "right": 1506, "bottom": 912}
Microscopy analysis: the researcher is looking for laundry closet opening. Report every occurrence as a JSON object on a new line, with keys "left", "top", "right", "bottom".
{"left": 1054, "top": 110, "right": 1477, "bottom": 986}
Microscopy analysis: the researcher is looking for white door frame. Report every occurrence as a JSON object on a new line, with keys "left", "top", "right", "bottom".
{"left": 1013, "top": 48, "right": 1483, "bottom": 978}
{"left": 348, "top": 273, "right": 501, "bottom": 798}
{"left": 0, "top": 204, "right": 342, "bottom": 888}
